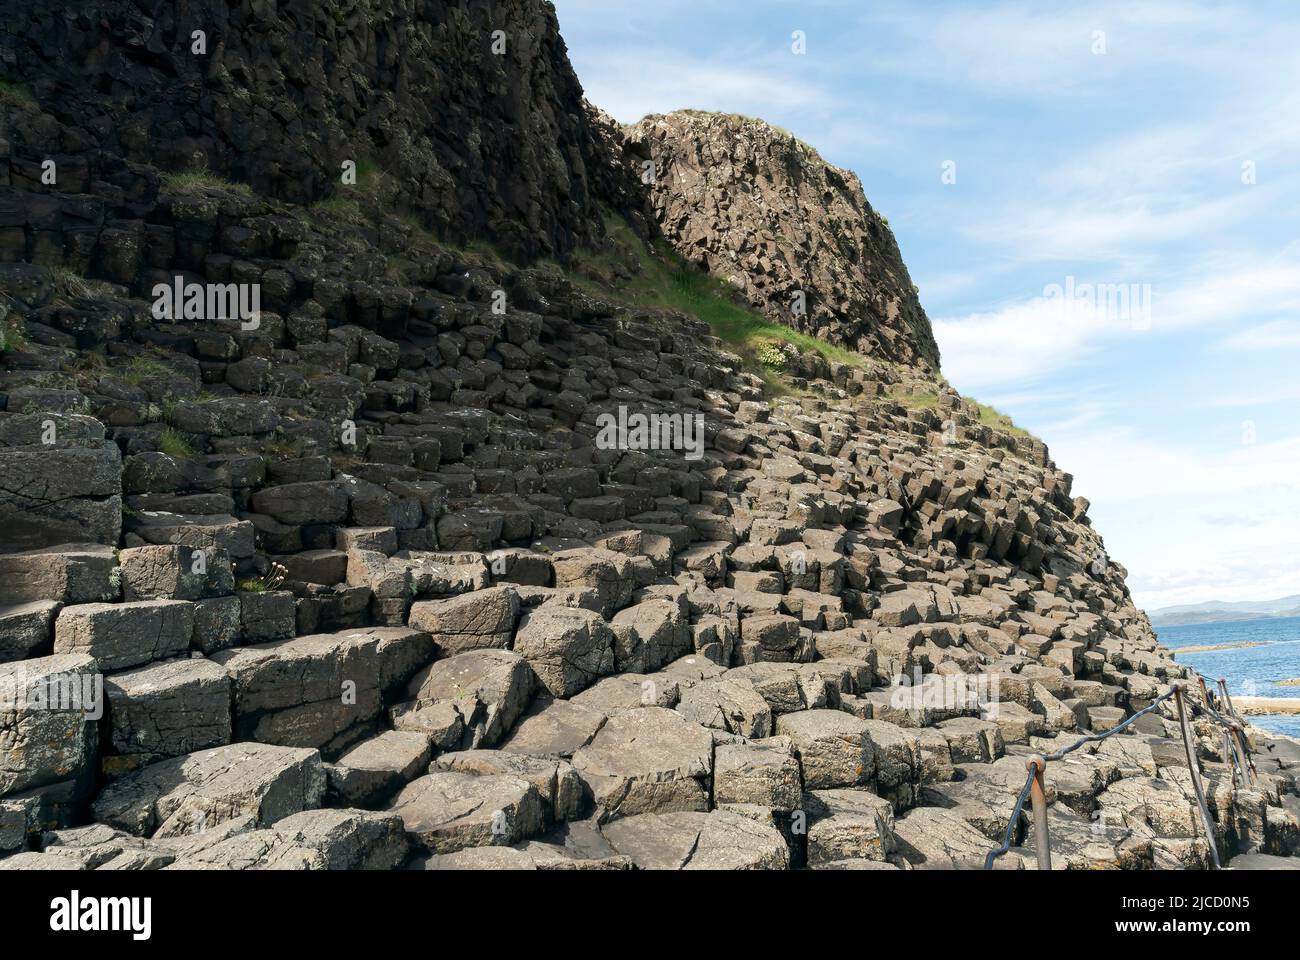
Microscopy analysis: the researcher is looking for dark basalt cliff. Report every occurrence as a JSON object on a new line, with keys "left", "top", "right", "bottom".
{"left": 0, "top": 0, "right": 636, "bottom": 261}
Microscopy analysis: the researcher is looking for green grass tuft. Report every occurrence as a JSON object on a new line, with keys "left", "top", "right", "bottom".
{"left": 158, "top": 427, "right": 197, "bottom": 459}
{"left": 161, "top": 171, "right": 253, "bottom": 196}
{"left": 0, "top": 312, "right": 30, "bottom": 355}
{"left": 975, "top": 401, "right": 1030, "bottom": 438}
{"left": 115, "top": 354, "right": 174, "bottom": 386}
{"left": 457, "top": 238, "right": 511, "bottom": 268}
{"left": 309, "top": 196, "right": 362, "bottom": 219}
{"left": 898, "top": 389, "right": 940, "bottom": 411}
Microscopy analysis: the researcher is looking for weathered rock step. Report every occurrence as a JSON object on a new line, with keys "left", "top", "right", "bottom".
{"left": 2, "top": 809, "right": 410, "bottom": 871}
{"left": 209, "top": 626, "right": 433, "bottom": 757}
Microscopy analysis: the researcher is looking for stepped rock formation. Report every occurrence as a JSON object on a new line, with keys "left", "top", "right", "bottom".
{"left": 1, "top": 2, "right": 1297, "bottom": 872}
{"left": 627, "top": 111, "right": 941, "bottom": 369}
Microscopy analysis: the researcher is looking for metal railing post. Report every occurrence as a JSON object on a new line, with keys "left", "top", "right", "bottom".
{"left": 1173, "top": 681, "right": 1221, "bottom": 869}
{"left": 1197, "top": 674, "right": 1211, "bottom": 705}
{"left": 1217, "top": 678, "right": 1239, "bottom": 721}
{"left": 1229, "top": 722, "right": 1257, "bottom": 787}
{"left": 1222, "top": 728, "right": 1241, "bottom": 787}
{"left": 1026, "top": 754, "right": 1051, "bottom": 871}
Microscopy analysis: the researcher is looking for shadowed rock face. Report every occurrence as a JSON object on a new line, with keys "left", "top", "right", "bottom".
{"left": 0, "top": 0, "right": 635, "bottom": 262}
{"left": 626, "top": 111, "right": 941, "bottom": 370}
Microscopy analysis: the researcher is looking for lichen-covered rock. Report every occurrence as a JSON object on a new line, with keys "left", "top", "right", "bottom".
{"left": 805, "top": 788, "right": 898, "bottom": 865}
{"left": 408, "top": 586, "right": 520, "bottom": 656}
{"left": 165, "top": 809, "right": 409, "bottom": 870}
{"left": 894, "top": 807, "right": 1026, "bottom": 870}
{"left": 499, "top": 697, "right": 608, "bottom": 758}
{"left": 676, "top": 677, "right": 773, "bottom": 738}
{"left": 53, "top": 600, "right": 194, "bottom": 671}
{"left": 714, "top": 739, "right": 802, "bottom": 810}
{"left": 0, "top": 653, "right": 99, "bottom": 798}
{"left": 325, "top": 732, "right": 432, "bottom": 808}
{"left": 0, "top": 545, "right": 117, "bottom": 605}
{"left": 0, "top": 600, "right": 60, "bottom": 662}
{"left": 776, "top": 709, "right": 875, "bottom": 790}
{"left": 105, "top": 658, "right": 232, "bottom": 759}
{"left": 92, "top": 743, "right": 326, "bottom": 838}
{"left": 402, "top": 649, "right": 535, "bottom": 749}
{"left": 212, "top": 627, "right": 430, "bottom": 754}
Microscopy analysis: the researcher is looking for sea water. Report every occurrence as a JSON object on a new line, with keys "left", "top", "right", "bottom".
{"left": 1156, "top": 615, "right": 1300, "bottom": 738}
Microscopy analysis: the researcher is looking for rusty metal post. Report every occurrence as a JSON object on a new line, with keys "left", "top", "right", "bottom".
{"left": 1197, "top": 674, "right": 1211, "bottom": 705}
{"left": 1026, "top": 754, "right": 1051, "bottom": 871}
{"left": 1222, "top": 728, "right": 1241, "bottom": 787}
{"left": 1173, "top": 682, "right": 1221, "bottom": 869}
{"left": 1218, "top": 678, "right": 1239, "bottom": 721}
{"left": 1230, "top": 722, "right": 1257, "bottom": 787}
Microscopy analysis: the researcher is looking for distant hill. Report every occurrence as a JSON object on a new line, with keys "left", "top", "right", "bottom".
{"left": 1149, "top": 595, "right": 1300, "bottom": 627}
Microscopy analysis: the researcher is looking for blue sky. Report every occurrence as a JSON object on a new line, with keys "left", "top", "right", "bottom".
{"left": 552, "top": 0, "right": 1300, "bottom": 611}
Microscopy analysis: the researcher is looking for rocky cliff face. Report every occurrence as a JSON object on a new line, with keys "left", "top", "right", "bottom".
{"left": 0, "top": 0, "right": 634, "bottom": 261}
{"left": 1, "top": 2, "right": 1295, "bottom": 872}
{"left": 626, "top": 111, "right": 941, "bottom": 370}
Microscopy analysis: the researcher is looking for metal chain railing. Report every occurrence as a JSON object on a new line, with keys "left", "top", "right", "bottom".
{"left": 983, "top": 766, "right": 1037, "bottom": 870}
{"left": 983, "top": 681, "right": 1244, "bottom": 870}
{"left": 985, "top": 688, "right": 1176, "bottom": 869}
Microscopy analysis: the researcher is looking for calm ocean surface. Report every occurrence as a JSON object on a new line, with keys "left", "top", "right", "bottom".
{"left": 1156, "top": 615, "right": 1300, "bottom": 738}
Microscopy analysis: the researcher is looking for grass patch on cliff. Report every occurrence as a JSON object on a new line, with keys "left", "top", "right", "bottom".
{"left": 162, "top": 171, "right": 253, "bottom": 196}
{"left": 115, "top": 353, "right": 175, "bottom": 386}
{"left": 975, "top": 401, "right": 1030, "bottom": 438}
{"left": 896, "top": 389, "right": 1031, "bottom": 438}
{"left": 0, "top": 313, "right": 30, "bottom": 355}
{"left": 575, "top": 214, "right": 866, "bottom": 386}
{"left": 49, "top": 266, "right": 118, "bottom": 303}
{"left": 309, "top": 196, "right": 362, "bottom": 219}
{"left": 672, "top": 109, "right": 792, "bottom": 139}
{"left": 454, "top": 238, "right": 513, "bottom": 270}
{"left": 158, "top": 427, "right": 197, "bottom": 459}
{"left": 897, "top": 389, "right": 940, "bottom": 410}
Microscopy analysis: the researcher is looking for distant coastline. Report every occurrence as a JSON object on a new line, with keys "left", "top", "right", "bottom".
{"left": 1149, "top": 594, "right": 1300, "bottom": 628}
{"left": 1153, "top": 610, "right": 1300, "bottom": 627}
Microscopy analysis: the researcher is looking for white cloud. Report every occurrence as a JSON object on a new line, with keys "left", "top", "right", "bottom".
{"left": 1132, "top": 546, "right": 1300, "bottom": 611}
{"left": 573, "top": 47, "right": 827, "bottom": 124}
{"left": 1219, "top": 319, "right": 1300, "bottom": 352}
{"left": 1050, "top": 426, "right": 1300, "bottom": 610}
{"left": 1054, "top": 428, "right": 1300, "bottom": 504}
{"left": 933, "top": 261, "right": 1300, "bottom": 392}
{"left": 1203, "top": 383, "right": 1300, "bottom": 408}
{"left": 934, "top": 294, "right": 1120, "bottom": 391}
{"left": 964, "top": 191, "right": 1271, "bottom": 266}
{"left": 861, "top": 1, "right": 1286, "bottom": 99}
